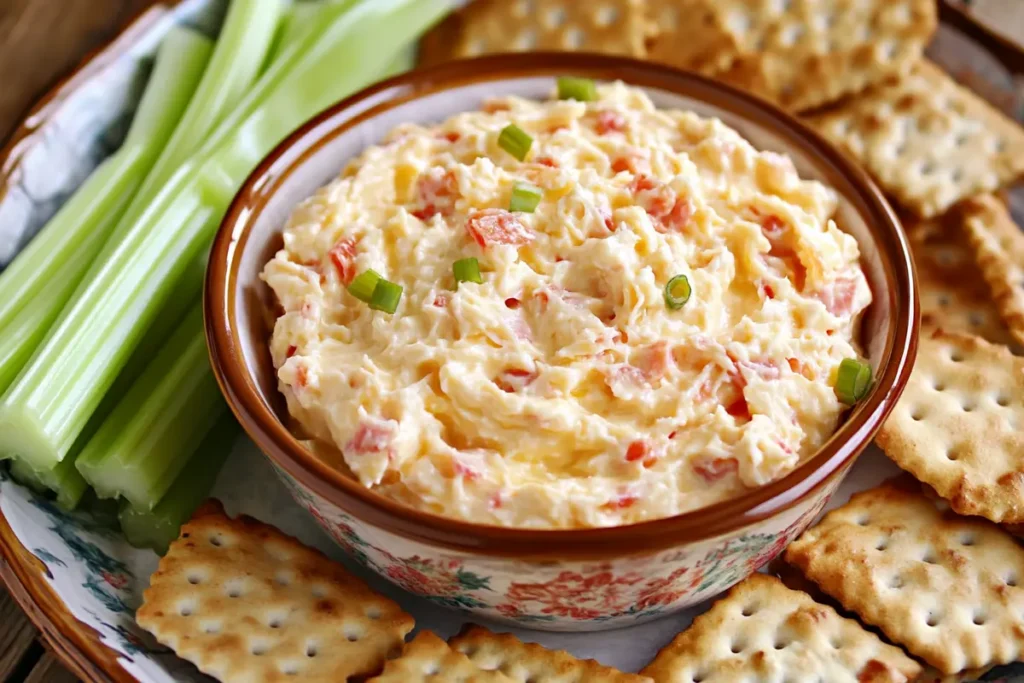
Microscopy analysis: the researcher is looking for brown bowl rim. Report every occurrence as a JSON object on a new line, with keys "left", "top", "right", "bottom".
{"left": 207, "top": 52, "right": 919, "bottom": 558}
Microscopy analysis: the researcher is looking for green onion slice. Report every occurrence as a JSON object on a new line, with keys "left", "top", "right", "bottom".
{"left": 453, "top": 257, "right": 483, "bottom": 284}
{"left": 369, "top": 279, "right": 403, "bottom": 314}
{"left": 509, "top": 182, "right": 543, "bottom": 213}
{"left": 498, "top": 124, "right": 533, "bottom": 162}
{"left": 664, "top": 274, "right": 692, "bottom": 310}
{"left": 347, "top": 269, "right": 382, "bottom": 303}
{"left": 557, "top": 76, "right": 597, "bottom": 102}
{"left": 835, "top": 358, "right": 872, "bottom": 405}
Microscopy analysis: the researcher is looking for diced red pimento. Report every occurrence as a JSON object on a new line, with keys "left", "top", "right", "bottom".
{"left": 813, "top": 273, "right": 860, "bottom": 317}
{"left": 624, "top": 439, "right": 661, "bottom": 468}
{"left": 629, "top": 175, "right": 692, "bottom": 233}
{"left": 759, "top": 214, "right": 807, "bottom": 291}
{"left": 328, "top": 237, "right": 358, "bottom": 285}
{"left": 466, "top": 209, "right": 534, "bottom": 248}
{"left": 295, "top": 364, "right": 309, "bottom": 388}
{"left": 536, "top": 156, "right": 559, "bottom": 168}
{"left": 412, "top": 167, "right": 458, "bottom": 221}
{"left": 345, "top": 419, "right": 397, "bottom": 458}
{"left": 432, "top": 294, "right": 450, "bottom": 308}
{"left": 605, "top": 492, "right": 639, "bottom": 509}
{"left": 452, "top": 457, "right": 480, "bottom": 480}
{"left": 504, "top": 297, "right": 521, "bottom": 309}
{"left": 759, "top": 280, "right": 776, "bottom": 300}
{"left": 441, "top": 131, "right": 461, "bottom": 143}
{"left": 286, "top": 345, "right": 297, "bottom": 358}
{"left": 494, "top": 367, "right": 538, "bottom": 393}
{"left": 595, "top": 110, "right": 627, "bottom": 135}
{"left": 693, "top": 457, "right": 739, "bottom": 483}
{"left": 482, "top": 101, "right": 510, "bottom": 113}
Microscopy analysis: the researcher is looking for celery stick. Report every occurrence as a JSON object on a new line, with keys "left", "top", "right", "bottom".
{"left": 9, "top": 457, "right": 87, "bottom": 511}
{"left": 0, "top": 0, "right": 451, "bottom": 470}
{"left": 265, "top": 1, "right": 322, "bottom": 68}
{"left": 0, "top": 27, "right": 211, "bottom": 358}
{"left": 94, "top": 0, "right": 283, "bottom": 259}
{"left": 0, "top": 276, "right": 70, "bottom": 395}
{"left": 382, "top": 45, "right": 417, "bottom": 79}
{"left": 119, "top": 416, "right": 239, "bottom": 554}
{"left": 75, "top": 302, "right": 227, "bottom": 510}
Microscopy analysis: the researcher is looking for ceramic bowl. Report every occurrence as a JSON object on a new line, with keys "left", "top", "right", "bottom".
{"left": 206, "top": 53, "right": 918, "bottom": 631}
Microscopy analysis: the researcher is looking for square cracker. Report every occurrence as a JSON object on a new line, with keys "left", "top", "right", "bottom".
{"left": 785, "top": 479, "right": 1024, "bottom": 674}
{"left": 905, "top": 206, "right": 1015, "bottom": 345}
{"left": 961, "top": 193, "right": 1024, "bottom": 348}
{"left": 876, "top": 329, "right": 1024, "bottom": 523}
{"left": 447, "top": 0, "right": 653, "bottom": 60}
{"left": 640, "top": 573, "right": 921, "bottom": 683}
{"left": 449, "top": 626, "right": 650, "bottom": 682}
{"left": 646, "top": 0, "right": 936, "bottom": 112}
{"left": 369, "top": 631, "right": 513, "bottom": 682}
{"left": 136, "top": 502, "right": 413, "bottom": 683}
{"left": 806, "top": 61, "right": 1024, "bottom": 218}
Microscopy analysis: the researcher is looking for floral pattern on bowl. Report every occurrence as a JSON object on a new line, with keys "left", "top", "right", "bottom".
{"left": 277, "top": 464, "right": 835, "bottom": 630}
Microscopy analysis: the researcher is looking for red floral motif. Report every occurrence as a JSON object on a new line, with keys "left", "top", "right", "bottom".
{"left": 500, "top": 569, "right": 645, "bottom": 619}
{"left": 385, "top": 557, "right": 463, "bottom": 597}
{"left": 635, "top": 566, "right": 704, "bottom": 610}
{"left": 102, "top": 571, "right": 128, "bottom": 590}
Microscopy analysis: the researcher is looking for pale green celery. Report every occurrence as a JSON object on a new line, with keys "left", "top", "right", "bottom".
{"left": 94, "top": 0, "right": 283, "bottom": 260}
{"left": 265, "top": 1, "right": 321, "bottom": 69}
{"left": 0, "top": 276, "right": 70, "bottom": 395}
{"left": 9, "top": 457, "right": 87, "bottom": 511}
{"left": 119, "top": 416, "right": 239, "bottom": 554}
{"left": 2, "top": 251, "right": 203, "bottom": 503}
{"left": 382, "top": 45, "right": 417, "bottom": 79}
{"left": 0, "top": 27, "right": 211, "bottom": 350}
{"left": 0, "top": 0, "right": 451, "bottom": 470}
{"left": 76, "top": 303, "right": 227, "bottom": 510}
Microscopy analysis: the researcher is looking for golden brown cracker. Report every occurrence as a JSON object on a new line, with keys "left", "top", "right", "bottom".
{"left": 641, "top": 573, "right": 921, "bottom": 682}
{"left": 905, "top": 208, "right": 1015, "bottom": 344}
{"left": 136, "top": 502, "right": 413, "bottom": 683}
{"left": 449, "top": 626, "right": 650, "bottom": 682}
{"left": 786, "top": 480, "right": 1024, "bottom": 673}
{"left": 876, "top": 329, "right": 1024, "bottom": 523}
{"left": 807, "top": 61, "right": 1024, "bottom": 218}
{"left": 961, "top": 193, "right": 1024, "bottom": 348}
{"left": 369, "top": 631, "right": 513, "bottom": 682}
{"left": 440, "top": 0, "right": 653, "bottom": 61}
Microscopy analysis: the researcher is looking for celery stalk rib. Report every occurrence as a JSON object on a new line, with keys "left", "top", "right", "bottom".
{"left": 9, "top": 457, "right": 88, "bottom": 511}
{"left": 94, "top": 0, "right": 283, "bottom": 260}
{"left": 76, "top": 303, "right": 227, "bottom": 510}
{"left": 0, "top": 27, "right": 211, "bottom": 354}
{"left": 119, "top": 416, "right": 239, "bottom": 554}
{"left": 0, "top": 0, "right": 452, "bottom": 470}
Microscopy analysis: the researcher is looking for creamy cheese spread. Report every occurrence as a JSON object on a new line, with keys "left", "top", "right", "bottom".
{"left": 261, "top": 82, "right": 871, "bottom": 528}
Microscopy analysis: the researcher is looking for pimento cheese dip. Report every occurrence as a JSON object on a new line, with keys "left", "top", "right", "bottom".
{"left": 261, "top": 82, "right": 871, "bottom": 529}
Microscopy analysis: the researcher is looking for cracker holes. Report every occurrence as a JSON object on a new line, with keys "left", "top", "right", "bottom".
{"left": 225, "top": 581, "right": 245, "bottom": 599}
{"left": 855, "top": 514, "right": 871, "bottom": 527}
{"left": 251, "top": 640, "right": 271, "bottom": 656}
{"left": 729, "top": 637, "right": 746, "bottom": 654}
{"left": 996, "top": 393, "right": 1011, "bottom": 408}
{"left": 829, "top": 635, "right": 843, "bottom": 649}
{"left": 910, "top": 406, "right": 925, "bottom": 421}
{"left": 186, "top": 573, "right": 204, "bottom": 586}
{"left": 546, "top": 6, "right": 566, "bottom": 28}
{"left": 925, "top": 610, "right": 942, "bottom": 627}
{"left": 888, "top": 575, "right": 904, "bottom": 589}
{"left": 209, "top": 535, "right": 224, "bottom": 548}
{"left": 366, "top": 606, "right": 382, "bottom": 620}
{"left": 424, "top": 661, "right": 442, "bottom": 675}
{"left": 921, "top": 548, "right": 938, "bottom": 564}
{"left": 959, "top": 532, "right": 977, "bottom": 547}
{"left": 311, "top": 585, "right": 328, "bottom": 599}
{"left": 972, "top": 609, "right": 987, "bottom": 626}
{"left": 268, "top": 614, "right": 286, "bottom": 629}
{"left": 515, "top": 29, "right": 538, "bottom": 51}
{"left": 344, "top": 625, "right": 363, "bottom": 642}
{"left": 280, "top": 662, "right": 301, "bottom": 676}
{"left": 275, "top": 572, "right": 291, "bottom": 587}
{"left": 740, "top": 602, "right": 759, "bottom": 617}
{"left": 1005, "top": 572, "right": 1019, "bottom": 587}
{"left": 564, "top": 27, "right": 585, "bottom": 49}
{"left": 201, "top": 621, "right": 221, "bottom": 635}
{"left": 875, "top": 536, "right": 890, "bottom": 551}
{"left": 773, "top": 634, "right": 791, "bottom": 650}
{"left": 595, "top": 5, "right": 619, "bottom": 27}
{"left": 779, "top": 23, "right": 804, "bottom": 46}
{"left": 932, "top": 379, "right": 947, "bottom": 392}
{"left": 178, "top": 602, "right": 195, "bottom": 617}
{"left": 945, "top": 446, "right": 960, "bottom": 461}
{"left": 306, "top": 642, "right": 319, "bottom": 658}
{"left": 692, "top": 669, "right": 709, "bottom": 683}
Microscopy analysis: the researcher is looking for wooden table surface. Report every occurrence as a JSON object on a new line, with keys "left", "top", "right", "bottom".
{"left": 0, "top": 4, "right": 160, "bottom": 681}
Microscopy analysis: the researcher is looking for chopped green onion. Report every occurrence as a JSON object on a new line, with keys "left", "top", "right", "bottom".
{"left": 348, "top": 269, "right": 382, "bottom": 302}
{"left": 509, "top": 182, "right": 543, "bottom": 213}
{"left": 664, "top": 274, "right": 692, "bottom": 310}
{"left": 835, "top": 358, "right": 872, "bottom": 405}
{"left": 557, "top": 76, "right": 597, "bottom": 102}
{"left": 453, "top": 257, "right": 483, "bottom": 284}
{"left": 498, "top": 124, "right": 533, "bottom": 161}
{"left": 370, "top": 279, "right": 403, "bottom": 314}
